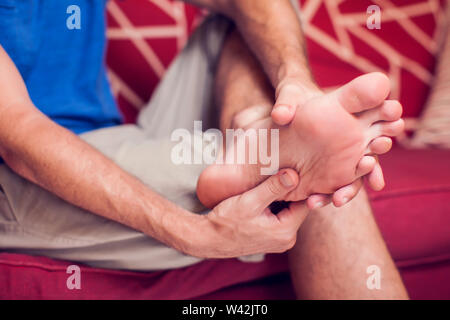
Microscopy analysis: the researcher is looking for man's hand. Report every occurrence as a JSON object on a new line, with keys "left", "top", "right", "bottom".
{"left": 188, "top": 169, "right": 308, "bottom": 258}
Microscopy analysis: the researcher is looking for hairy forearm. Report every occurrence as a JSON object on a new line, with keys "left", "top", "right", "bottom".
{"left": 188, "top": 0, "right": 319, "bottom": 100}
{"left": 229, "top": 0, "right": 312, "bottom": 84}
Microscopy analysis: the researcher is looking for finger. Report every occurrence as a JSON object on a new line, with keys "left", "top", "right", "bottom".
{"left": 355, "top": 156, "right": 377, "bottom": 178}
{"left": 367, "top": 136, "right": 392, "bottom": 155}
{"left": 332, "top": 178, "right": 363, "bottom": 207}
{"left": 241, "top": 169, "right": 299, "bottom": 213}
{"left": 272, "top": 83, "right": 299, "bottom": 125}
{"left": 366, "top": 161, "right": 385, "bottom": 191}
{"left": 276, "top": 201, "right": 309, "bottom": 231}
{"left": 306, "top": 194, "right": 332, "bottom": 210}
{"left": 271, "top": 104, "right": 296, "bottom": 126}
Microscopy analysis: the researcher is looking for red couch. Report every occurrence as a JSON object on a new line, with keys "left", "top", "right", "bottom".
{"left": 0, "top": 0, "right": 449, "bottom": 299}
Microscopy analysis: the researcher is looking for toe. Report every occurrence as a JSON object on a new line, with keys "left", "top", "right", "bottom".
{"left": 366, "top": 137, "right": 393, "bottom": 155}
{"left": 366, "top": 162, "right": 385, "bottom": 191}
{"left": 360, "top": 100, "right": 403, "bottom": 125}
{"left": 371, "top": 118, "right": 405, "bottom": 138}
{"left": 306, "top": 194, "right": 332, "bottom": 209}
{"left": 355, "top": 156, "right": 377, "bottom": 178}
{"left": 335, "top": 72, "right": 391, "bottom": 114}
{"left": 332, "top": 179, "right": 364, "bottom": 207}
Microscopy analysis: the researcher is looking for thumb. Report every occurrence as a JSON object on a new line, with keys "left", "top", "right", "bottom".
{"left": 241, "top": 169, "right": 299, "bottom": 213}
{"left": 272, "top": 84, "right": 298, "bottom": 126}
{"left": 272, "top": 80, "right": 322, "bottom": 126}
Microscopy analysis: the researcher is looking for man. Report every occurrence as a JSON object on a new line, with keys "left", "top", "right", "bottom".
{"left": 0, "top": 0, "right": 407, "bottom": 299}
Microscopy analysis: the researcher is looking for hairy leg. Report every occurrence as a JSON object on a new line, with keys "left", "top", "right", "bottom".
{"left": 289, "top": 190, "right": 409, "bottom": 299}
{"left": 215, "top": 29, "right": 274, "bottom": 132}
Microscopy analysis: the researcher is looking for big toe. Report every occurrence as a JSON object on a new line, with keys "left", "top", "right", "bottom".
{"left": 335, "top": 72, "right": 391, "bottom": 114}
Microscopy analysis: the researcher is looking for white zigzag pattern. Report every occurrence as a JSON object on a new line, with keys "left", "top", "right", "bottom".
{"left": 107, "top": 0, "right": 445, "bottom": 128}
{"left": 106, "top": 0, "right": 190, "bottom": 110}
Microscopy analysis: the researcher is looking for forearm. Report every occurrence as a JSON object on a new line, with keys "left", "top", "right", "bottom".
{"left": 229, "top": 1, "right": 313, "bottom": 85}
{"left": 188, "top": 0, "right": 319, "bottom": 104}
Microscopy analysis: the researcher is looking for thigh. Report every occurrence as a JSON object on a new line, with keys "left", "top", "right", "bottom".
{"left": 137, "top": 15, "right": 232, "bottom": 138}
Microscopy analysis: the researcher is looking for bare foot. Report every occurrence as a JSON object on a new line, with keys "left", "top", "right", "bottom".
{"left": 197, "top": 73, "right": 404, "bottom": 208}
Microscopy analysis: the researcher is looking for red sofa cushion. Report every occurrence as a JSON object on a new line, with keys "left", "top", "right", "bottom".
{"left": 369, "top": 147, "right": 450, "bottom": 267}
{"left": 0, "top": 252, "right": 290, "bottom": 300}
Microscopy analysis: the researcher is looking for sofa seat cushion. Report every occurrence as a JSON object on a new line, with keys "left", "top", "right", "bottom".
{"left": 0, "top": 252, "right": 289, "bottom": 299}
{"left": 369, "top": 147, "right": 450, "bottom": 267}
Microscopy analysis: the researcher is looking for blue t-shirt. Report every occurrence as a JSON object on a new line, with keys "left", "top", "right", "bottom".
{"left": 0, "top": 0, "right": 122, "bottom": 134}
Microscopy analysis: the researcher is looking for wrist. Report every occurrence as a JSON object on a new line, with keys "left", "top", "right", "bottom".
{"left": 155, "top": 206, "right": 213, "bottom": 258}
{"left": 276, "top": 72, "right": 323, "bottom": 106}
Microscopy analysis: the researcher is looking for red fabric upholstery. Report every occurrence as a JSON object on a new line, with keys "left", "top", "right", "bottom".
{"left": 1, "top": 0, "right": 449, "bottom": 299}
{"left": 0, "top": 253, "right": 290, "bottom": 300}
{"left": 370, "top": 147, "right": 450, "bottom": 267}
{"left": 301, "top": 0, "right": 448, "bottom": 121}
{"left": 105, "top": 0, "right": 202, "bottom": 123}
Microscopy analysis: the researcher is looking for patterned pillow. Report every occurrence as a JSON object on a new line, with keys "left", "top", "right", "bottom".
{"left": 106, "top": 0, "right": 448, "bottom": 129}
{"left": 298, "top": 0, "right": 448, "bottom": 139}
{"left": 410, "top": 2, "right": 450, "bottom": 148}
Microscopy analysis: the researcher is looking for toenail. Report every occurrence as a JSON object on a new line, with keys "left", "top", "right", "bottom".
{"left": 313, "top": 201, "right": 324, "bottom": 209}
{"left": 280, "top": 172, "right": 294, "bottom": 187}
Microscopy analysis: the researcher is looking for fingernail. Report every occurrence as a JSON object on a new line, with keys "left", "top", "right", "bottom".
{"left": 313, "top": 201, "right": 324, "bottom": 209}
{"left": 274, "top": 105, "right": 290, "bottom": 114}
{"left": 342, "top": 197, "right": 349, "bottom": 204}
{"left": 280, "top": 172, "right": 294, "bottom": 187}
